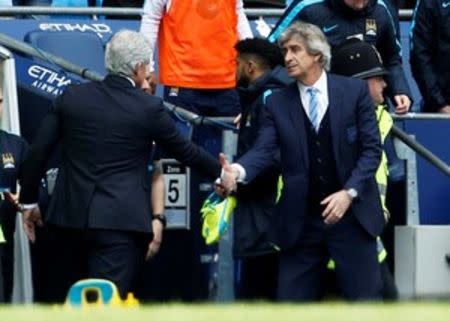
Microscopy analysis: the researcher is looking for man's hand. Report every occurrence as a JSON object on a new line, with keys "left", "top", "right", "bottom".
{"left": 321, "top": 190, "right": 353, "bottom": 225}
{"left": 4, "top": 192, "right": 19, "bottom": 209}
{"left": 145, "top": 219, "right": 163, "bottom": 261}
{"left": 219, "top": 153, "right": 239, "bottom": 196}
{"left": 22, "top": 206, "right": 43, "bottom": 243}
{"left": 438, "top": 105, "right": 450, "bottom": 114}
{"left": 394, "top": 95, "right": 411, "bottom": 114}
{"left": 233, "top": 113, "right": 242, "bottom": 129}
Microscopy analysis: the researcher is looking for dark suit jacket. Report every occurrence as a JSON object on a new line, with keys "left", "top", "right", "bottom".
{"left": 238, "top": 73, "right": 384, "bottom": 250}
{"left": 19, "top": 75, "right": 221, "bottom": 233}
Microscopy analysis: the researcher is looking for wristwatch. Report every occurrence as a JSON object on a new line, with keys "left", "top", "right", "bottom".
{"left": 346, "top": 188, "right": 358, "bottom": 200}
{"left": 152, "top": 214, "right": 167, "bottom": 228}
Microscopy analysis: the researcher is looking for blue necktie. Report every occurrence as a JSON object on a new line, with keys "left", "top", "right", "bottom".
{"left": 307, "top": 87, "right": 319, "bottom": 132}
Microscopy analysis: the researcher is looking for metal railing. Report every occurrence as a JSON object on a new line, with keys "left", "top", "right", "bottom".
{"left": 0, "top": 6, "right": 414, "bottom": 19}
{"left": 1, "top": 31, "right": 448, "bottom": 178}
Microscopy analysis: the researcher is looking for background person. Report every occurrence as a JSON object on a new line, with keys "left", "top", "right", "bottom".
{"left": 268, "top": 0, "right": 412, "bottom": 114}
{"left": 233, "top": 38, "right": 290, "bottom": 300}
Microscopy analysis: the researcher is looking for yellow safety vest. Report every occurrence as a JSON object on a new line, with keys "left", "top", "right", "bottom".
{"left": 375, "top": 104, "right": 393, "bottom": 222}
{"left": 0, "top": 225, "right": 5, "bottom": 243}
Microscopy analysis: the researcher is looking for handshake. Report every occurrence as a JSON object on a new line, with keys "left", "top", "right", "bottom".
{"left": 215, "top": 153, "right": 242, "bottom": 197}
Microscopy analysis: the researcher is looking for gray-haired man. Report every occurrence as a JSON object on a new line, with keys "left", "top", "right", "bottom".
{"left": 19, "top": 30, "right": 221, "bottom": 300}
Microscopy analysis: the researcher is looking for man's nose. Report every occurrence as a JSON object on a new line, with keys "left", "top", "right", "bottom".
{"left": 284, "top": 50, "right": 292, "bottom": 63}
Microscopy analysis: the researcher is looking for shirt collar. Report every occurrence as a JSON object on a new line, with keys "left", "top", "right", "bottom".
{"left": 118, "top": 74, "right": 136, "bottom": 87}
{"left": 297, "top": 70, "right": 327, "bottom": 96}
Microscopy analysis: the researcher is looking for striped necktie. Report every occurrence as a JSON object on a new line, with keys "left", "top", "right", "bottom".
{"left": 307, "top": 87, "right": 319, "bottom": 132}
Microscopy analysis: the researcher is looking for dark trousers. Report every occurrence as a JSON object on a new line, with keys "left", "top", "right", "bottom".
{"left": 237, "top": 253, "right": 279, "bottom": 301}
{"left": 32, "top": 225, "right": 148, "bottom": 302}
{"left": 0, "top": 245, "right": 4, "bottom": 302}
{"left": 163, "top": 87, "right": 240, "bottom": 117}
{"left": 0, "top": 206, "right": 16, "bottom": 303}
{"left": 277, "top": 213, "right": 382, "bottom": 301}
{"left": 164, "top": 86, "right": 241, "bottom": 157}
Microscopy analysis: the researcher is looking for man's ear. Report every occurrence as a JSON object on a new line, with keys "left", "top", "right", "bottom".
{"left": 246, "top": 60, "right": 256, "bottom": 75}
{"left": 314, "top": 54, "right": 322, "bottom": 64}
{"left": 132, "top": 64, "right": 139, "bottom": 76}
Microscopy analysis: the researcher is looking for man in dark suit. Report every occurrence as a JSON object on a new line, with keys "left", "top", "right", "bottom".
{"left": 18, "top": 30, "right": 221, "bottom": 300}
{"left": 220, "top": 21, "right": 384, "bottom": 301}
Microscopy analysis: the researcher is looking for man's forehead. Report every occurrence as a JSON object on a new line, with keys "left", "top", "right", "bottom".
{"left": 283, "top": 35, "right": 304, "bottom": 45}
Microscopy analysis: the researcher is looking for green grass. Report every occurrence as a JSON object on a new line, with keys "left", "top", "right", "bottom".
{"left": 0, "top": 302, "right": 450, "bottom": 321}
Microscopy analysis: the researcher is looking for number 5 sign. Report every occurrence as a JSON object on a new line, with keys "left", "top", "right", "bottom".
{"left": 162, "top": 159, "right": 190, "bottom": 229}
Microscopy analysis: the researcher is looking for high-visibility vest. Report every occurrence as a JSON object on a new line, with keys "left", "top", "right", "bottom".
{"left": 375, "top": 104, "right": 393, "bottom": 222}
{"left": 158, "top": 0, "right": 238, "bottom": 89}
{"left": 0, "top": 225, "right": 5, "bottom": 243}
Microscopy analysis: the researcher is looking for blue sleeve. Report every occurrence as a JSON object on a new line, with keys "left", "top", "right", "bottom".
{"left": 344, "top": 82, "right": 382, "bottom": 193}
{"left": 268, "top": 0, "right": 323, "bottom": 43}
{"left": 410, "top": 0, "right": 446, "bottom": 111}
{"left": 377, "top": 1, "right": 412, "bottom": 100}
{"left": 238, "top": 95, "right": 280, "bottom": 182}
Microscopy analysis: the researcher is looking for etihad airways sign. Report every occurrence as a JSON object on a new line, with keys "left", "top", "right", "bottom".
{"left": 38, "top": 23, "right": 112, "bottom": 38}
{"left": 28, "top": 65, "right": 73, "bottom": 96}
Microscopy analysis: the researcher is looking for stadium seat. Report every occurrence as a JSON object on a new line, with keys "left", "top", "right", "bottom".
{"left": 24, "top": 30, "right": 106, "bottom": 75}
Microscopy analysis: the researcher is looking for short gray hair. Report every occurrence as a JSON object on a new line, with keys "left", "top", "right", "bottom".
{"left": 278, "top": 21, "right": 331, "bottom": 71}
{"left": 105, "top": 30, "right": 152, "bottom": 77}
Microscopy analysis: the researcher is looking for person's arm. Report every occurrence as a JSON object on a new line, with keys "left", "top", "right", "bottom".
{"left": 152, "top": 100, "right": 221, "bottom": 179}
{"left": 378, "top": 4, "right": 412, "bottom": 112}
{"left": 267, "top": 0, "right": 303, "bottom": 43}
{"left": 139, "top": 0, "right": 167, "bottom": 72}
{"left": 236, "top": 0, "right": 253, "bottom": 39}
{"left": 344, "top": 82, "right": 382, "bottom": 194}
{"left": 146, "top": 160, "right": 166, "bottom": 260}
{"left": 19, "top": 95, "right": 62, "bottom": 205}
{"left": 322, "top": 82, "right": 382, "bottom": 224}
{"left": 19, "top": 92, "right": 63, "bottom": 242}
{"left": 410, "top": 0, "right": 446, "bottom": 112}
{"left": 236, "top": 95, "right": 280, "bottom": 182}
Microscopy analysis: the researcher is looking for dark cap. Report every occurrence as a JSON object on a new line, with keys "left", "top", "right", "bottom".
{"left": 331, "top": 38, "right": 388, "bottom": 79}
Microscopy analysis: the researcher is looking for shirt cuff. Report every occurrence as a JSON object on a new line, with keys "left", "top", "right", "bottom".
{"left": 20, "top": 203, "right": 38, "bottom": 210}
{"left": 231, "top": 163, "right": 247, "bottom": 182}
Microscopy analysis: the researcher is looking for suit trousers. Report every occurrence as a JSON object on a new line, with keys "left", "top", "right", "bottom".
{"left": 237, "top": 253, "right": 279, "bottom": 301}
{"left": 32, "top": 225, "right": 149, "bottom": 302}
{"left": 277, "top": 212, "right": 382, "bottom": 301}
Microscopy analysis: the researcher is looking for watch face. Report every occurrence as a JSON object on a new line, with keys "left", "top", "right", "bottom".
{"left": 348, "top": 189, "right": 357, "bottom": 199}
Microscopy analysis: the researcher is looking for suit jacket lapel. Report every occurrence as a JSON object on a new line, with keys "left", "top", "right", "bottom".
{"left": 286, "top": 83, "right": 309, "bottom": 168}
{"left": 327, "top": 74, "right": 342, "bottom": 162}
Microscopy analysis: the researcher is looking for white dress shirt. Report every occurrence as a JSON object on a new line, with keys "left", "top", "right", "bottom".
{"left": 297, "top": 71, "right": 329, "bottom": 128}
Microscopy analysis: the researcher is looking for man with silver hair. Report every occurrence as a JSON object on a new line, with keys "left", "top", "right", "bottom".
{"left": 219, "top": 21, "right": 384, "bottom": 301}
{"left": 18, "top": 29, "right": 221, "bottom": 300}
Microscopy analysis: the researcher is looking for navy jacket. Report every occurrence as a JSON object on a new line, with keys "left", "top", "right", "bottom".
{"left": 268, "top": 0, "right": 412, "bottom": 102}
{"left": 238, "top": 74, "right": 384, "bottom": 250}
{"left": 0, "top": 131, "right": 28, "bottom": 194}
{"left": 410, "top": 0, "right": 450, "bottom": 112}
{"left": 0, "top": 131, "right": 28, "bottom": 230}
{"left": 234, "top": 66, "right": 291, "bottom": 256}
{"left": 19, "top": 75, "right": 221, "bottom": 233}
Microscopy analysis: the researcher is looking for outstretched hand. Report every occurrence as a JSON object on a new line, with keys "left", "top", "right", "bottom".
{"left": 218, "top": 153, "right": 239, "bottom": 196}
